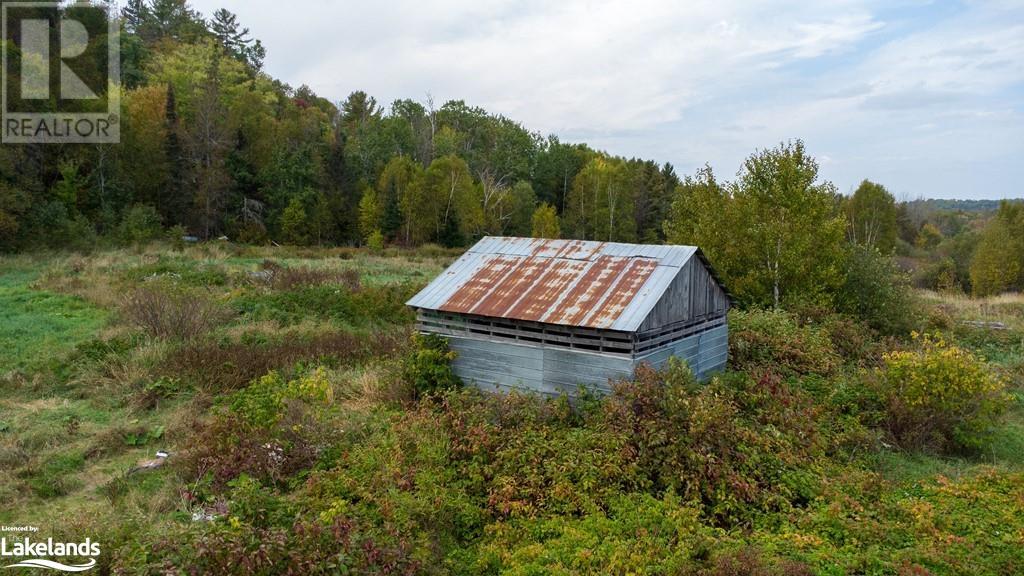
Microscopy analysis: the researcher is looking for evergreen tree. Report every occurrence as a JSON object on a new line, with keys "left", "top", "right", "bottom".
{"left": 160, "top": 84, "right": 189, "bottom": 227}
{"left": 121, "top": 0, "right": 149, "bottom": 34}
{"left": 280, "top": 196, "right": 308, "bottom": 245}
{"left": 210, "top": 9, "right": 252, "bottom": 60}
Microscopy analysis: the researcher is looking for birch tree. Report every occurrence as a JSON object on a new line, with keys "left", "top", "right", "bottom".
{"left": 845, "top": 179, "right": 897, "bottom": 253}
{"left": 666, "top": 141, "right": 846, "bottom": 308}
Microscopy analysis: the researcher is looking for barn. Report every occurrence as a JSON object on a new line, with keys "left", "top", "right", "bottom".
{"left": 406, "top": 237, "right": 731, "bottom": 397}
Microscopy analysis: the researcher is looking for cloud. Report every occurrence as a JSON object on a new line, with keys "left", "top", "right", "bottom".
{"left": 189, "top": 0, "right": 1024, "bottom": 199}
{"left": 860, "top": 86, "right": 971, "bottom": 110}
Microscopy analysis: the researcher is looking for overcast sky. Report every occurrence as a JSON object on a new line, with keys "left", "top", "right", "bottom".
{"left": 190, "top": 0, "right": 1023, "bottom": 200}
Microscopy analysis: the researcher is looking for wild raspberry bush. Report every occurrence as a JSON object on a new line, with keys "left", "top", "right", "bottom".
{"left": 729, "top": 309, "right": 840, "bottom": 376}
{"left": 602, "top": 363, "right": 834, "bottom": 526}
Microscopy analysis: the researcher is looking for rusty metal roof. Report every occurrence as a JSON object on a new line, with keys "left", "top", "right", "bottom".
{"left": 406, "top": 237, "right": 699, "bottom": 332}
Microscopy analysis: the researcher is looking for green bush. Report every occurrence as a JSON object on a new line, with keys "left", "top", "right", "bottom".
{"left": 464, "top": 491, "right": 719, "bottom": 574}
{"left": 229, "top": 367, "right": 334, "bottom": 428}
{"left": 875, "top": 333, "right": 1009, "bottom": 453}
{"left": 231, "top": 283, "right": 414, "bottom": 326}
{"left": 913, "top": 256, "right": 960, "bottom": 292}
{"left": 837, "top": 245, "right": 919, "bottom": 337}
{"left": 180, "top": 367, "right": 344, "bottom": 489}
{"left": 118, "top": 204, "right": 164, "bottom": 246}
{"left": 402, "top": 333, "right": 461, "bottom": 397}
{"left": 729, "top": 309, "right": 840, "bottom": 376}
{"left": 123, "top": 257, "right": 229, "bottom": 287}
{"left": 820, "top": 314, "right": 884, "bottom": 367}
{"left": 603, "top": 363, "right": 831, "bottom": 525}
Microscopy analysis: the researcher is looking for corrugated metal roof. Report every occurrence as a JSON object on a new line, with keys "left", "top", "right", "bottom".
{"left": 406, "top": 237, "right": 699, "bottom": 332}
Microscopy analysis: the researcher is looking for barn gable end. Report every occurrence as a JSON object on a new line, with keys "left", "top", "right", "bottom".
{"left": 638, "top": 251, "right": 731, "bottom": 333}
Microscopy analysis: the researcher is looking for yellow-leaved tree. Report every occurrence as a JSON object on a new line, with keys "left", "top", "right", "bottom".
{"left": 531, "top": 202, "right": 560, "bottom": 239}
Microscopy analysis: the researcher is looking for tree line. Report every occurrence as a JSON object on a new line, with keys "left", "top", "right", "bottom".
{"left": 0, "top": 0, "right": 1019, "bottom": 306}
{"left": 0, "top": 0, "right": 680, "bottom": 252}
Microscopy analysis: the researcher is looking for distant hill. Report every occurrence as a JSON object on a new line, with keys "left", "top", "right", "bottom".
{"left": 904, "top": 198, "right": 1024, "bottom": 213}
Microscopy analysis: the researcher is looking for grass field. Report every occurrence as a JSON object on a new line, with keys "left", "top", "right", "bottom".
{"left": 0, "top": 244, "right": 450, "bottom": 523}
{"left": 1, "top": 244, "right": 1023, "bottom": 574}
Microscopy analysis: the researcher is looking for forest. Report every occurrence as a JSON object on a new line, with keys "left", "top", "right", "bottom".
{"left": 2, "top": 1, "right": 1022, "bottom": 304}
{"left": 2, "top": 1, "right": 1024, "bottom": 575}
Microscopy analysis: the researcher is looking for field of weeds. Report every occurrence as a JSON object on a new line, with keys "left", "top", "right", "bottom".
{"left": 1, "top": 244, "right": 1023, "bottom": 575}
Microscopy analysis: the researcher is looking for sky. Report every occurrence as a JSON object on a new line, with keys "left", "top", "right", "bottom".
{"left": 189, "top": 0, "right": 1024, "bottom": 200}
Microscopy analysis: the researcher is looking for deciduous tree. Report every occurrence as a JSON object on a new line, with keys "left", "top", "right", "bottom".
{"left": 845, "top": 179, "right": 897, "bottom": 253}
{"left": 531, "top": 202, "right": 560, "bottom": 239}
{"left": 666, "top": 142, "right": 846, "bottom": 308}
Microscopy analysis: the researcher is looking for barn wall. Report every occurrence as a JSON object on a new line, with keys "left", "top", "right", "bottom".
{"left": 444, "top": 324, "right": 728, "bottom": 398}
{"left": 446, "top": 334, "right": 635, "bottom": 397}
{"left": 633, "top": 323, "right": 728, "bottom": 379}
{"left": 639, "top": 257, "right": 730, "bottom": 332}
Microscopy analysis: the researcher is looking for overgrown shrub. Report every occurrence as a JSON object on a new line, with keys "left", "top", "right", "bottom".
{"left": 729, "top": 309, "right": 840, "bottom": 376}
{"left": 432, "top": 387, "right": 647, "bottom": 523}
{"left": 114, "top": 514, "right": 422, "bottom": 575}
{"left": 123, "top": 258, "right": 229, "bottom": 287}
{"left": 837, "top": 245, "right": 919, "bottom": 337}
{"left": 875, "top": 332, "right": 1009, "bottom": 453}
{"left": 913, "top": 256, "right": 960, "bottom": 293}
{"left": 117, "top": 204, "right": 163, "bottom": 246}
{"left": 820, "top": 314, "right": 885, "bottom": 367}
{"left": 465, "top": 492, "right": 718, "bottom": 574}
{"left": 179, "top": 368, "right": 341, "bottom": 489}
{"left": 708, "top": 547, "right": 813, "bottom": 576}
{"left": 121, "top": 287, "right": 230, "bottom": 340}
{"left": 231, "top": 283, "right": 414, "bottom": 326}
{"left": 402, "top": 333, "right": 461, "bottom": 397}
{"left": 230, "top": 368, "right": 334, "bottom": 429}
{"left": 164, "top": 330, "right": 406, "bottom": 391}
{"left": 602, "top": 363, "right": 830, "bottom": 526}
{"left": 257, "top": 260, "right": 361, "bottom": 291}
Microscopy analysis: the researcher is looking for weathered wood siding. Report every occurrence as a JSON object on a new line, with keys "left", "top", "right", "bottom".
{"left": 447, "top": 323, "right": 728, "bottom": 397}
{"left": 635, "top": 323, "right": 728, "bottom": 379}
{"left": 447, "top": 335, "right": 635, "bottom": 397}
{"left": 639, "top": 257, "right": 730, "bottom": 332}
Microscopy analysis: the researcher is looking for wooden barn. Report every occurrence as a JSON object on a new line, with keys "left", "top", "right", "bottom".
{"left": 406, "top": 237, "right": 731, "bottom": 396}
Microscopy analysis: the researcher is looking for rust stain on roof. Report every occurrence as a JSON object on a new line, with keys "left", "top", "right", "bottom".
{"left": 468, "top": 256, "right": 548, "bottom": 317}
{"left": 439, "top": 255, "right": 519, "bottom": 313}
{"left": 584, "top": 258, "right": 659, "bottom": 328}
{"left": 438, "top": 239, "right": 659, "bottom": 329}
{"left": 545, "top": 255, "right": 629, "bottom": 326}
{"left": 505, "top": 259, "right": 589, "bottom": 322}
